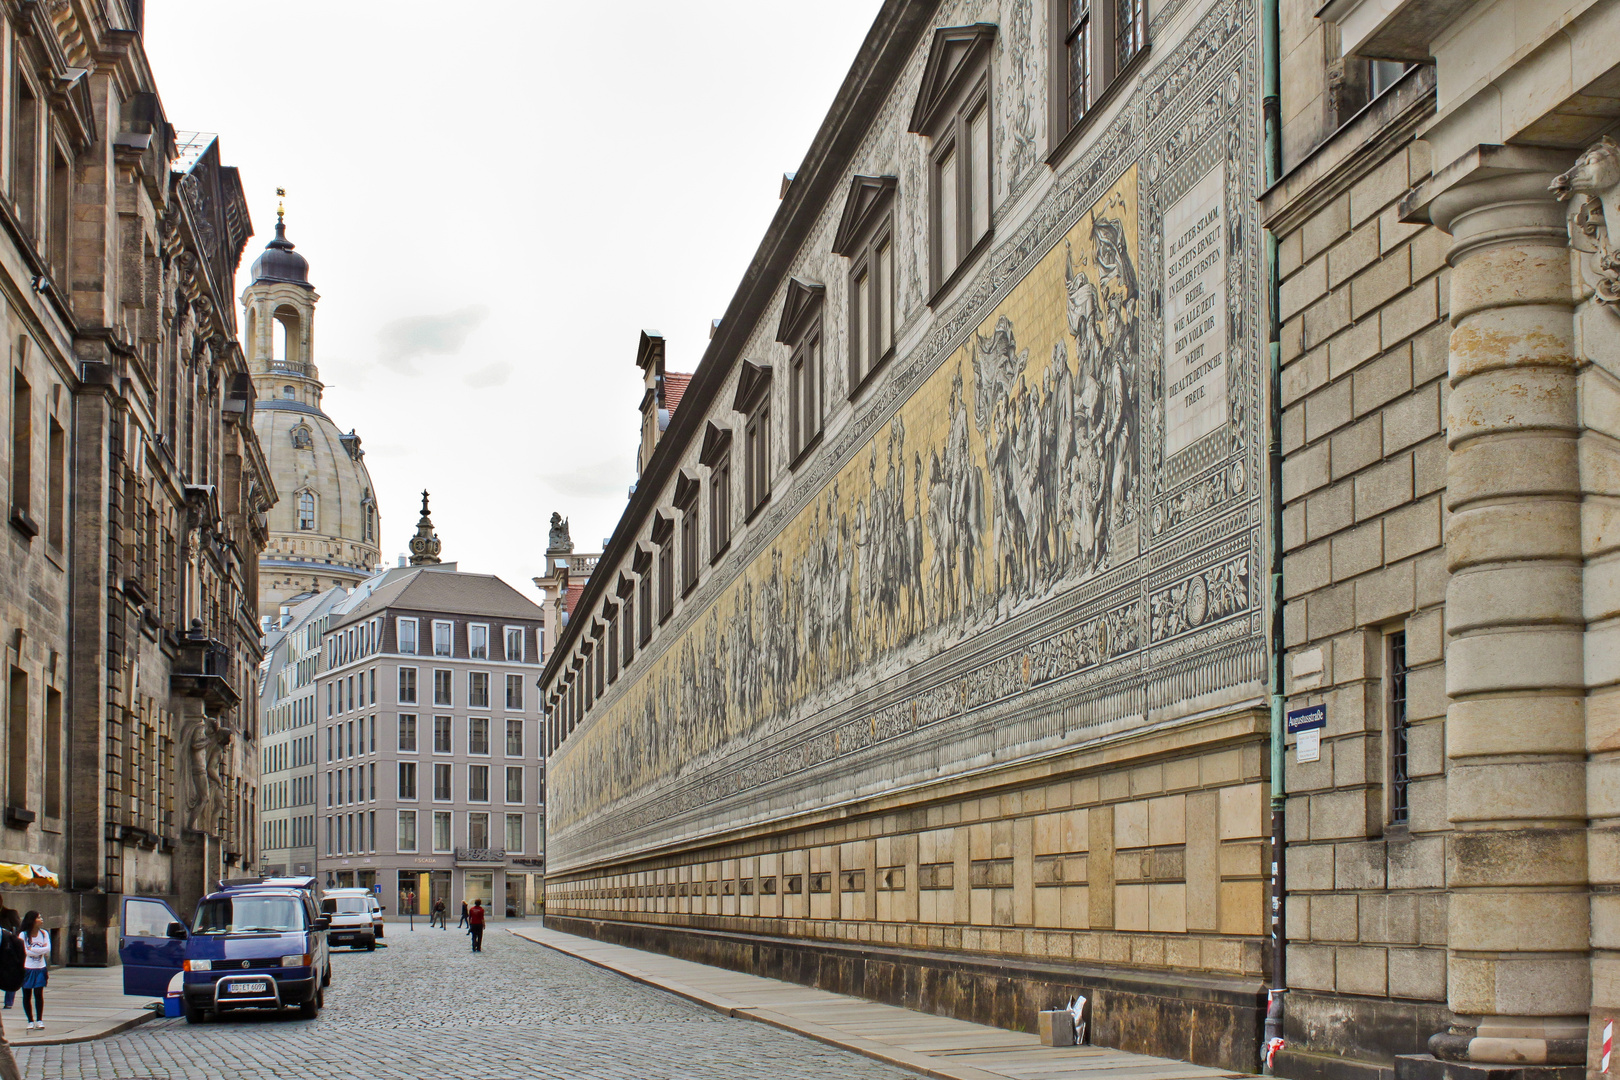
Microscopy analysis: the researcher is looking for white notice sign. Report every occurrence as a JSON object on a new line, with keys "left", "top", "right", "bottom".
{"left": 1296, "top": 728, "right": 1321, "bottom": 763}
{"left": 1162, "top": 164, "right": 1228, "bottom": 457}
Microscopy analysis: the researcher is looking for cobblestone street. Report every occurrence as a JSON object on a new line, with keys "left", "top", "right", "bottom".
{"left": 16, "top": 927, "right": 916, "bottom": 1079}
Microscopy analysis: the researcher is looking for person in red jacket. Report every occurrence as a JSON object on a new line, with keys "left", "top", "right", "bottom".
{"left": 467, "top": 900, "right": 485, "bottom": 953}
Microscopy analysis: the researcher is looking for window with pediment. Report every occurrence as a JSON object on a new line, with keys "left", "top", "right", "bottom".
{"left": 776, "top": 278, "right": 825, "bottom": 465}
{"left": 1049, "top": 0, "right": 1147, "bottom": 148}
{"left": 735, "top": 361, "right": 773, "bottom": 518}
{"left": 833, "top": 176, "right": 897, "bottom": 395}
{"left": 700, "top": 423, "right": 733, "bottom": 562}
{"left": 911, "top": 25, "right": 996, "bottom": 297}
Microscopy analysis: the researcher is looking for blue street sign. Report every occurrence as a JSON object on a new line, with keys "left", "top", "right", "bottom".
{"left": 1286, "top": 704, "right": 1326, "bottom": 733}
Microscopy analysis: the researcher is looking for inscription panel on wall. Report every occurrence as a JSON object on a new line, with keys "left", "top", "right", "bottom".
{"left": 1162, "top": 163, "right": 1227, "bottom": 458}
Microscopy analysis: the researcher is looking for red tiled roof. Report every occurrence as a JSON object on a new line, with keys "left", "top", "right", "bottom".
{"left": 663, "top": 372, "right": 693, "bottom": 416}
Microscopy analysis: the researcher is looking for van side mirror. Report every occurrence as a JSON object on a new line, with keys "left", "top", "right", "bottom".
{"left": 166, "top": 923, "right": 187, "bottom": 940}
{"left": 314, "top": 916, "right": 330, "bottom": 931}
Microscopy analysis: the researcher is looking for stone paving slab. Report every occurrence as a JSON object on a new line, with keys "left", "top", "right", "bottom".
{"left": 507, "top": 924, "right": 1256, "bottom": 1080}
{"left": 0, "top": 964, "right": 154, "bottom": 1047}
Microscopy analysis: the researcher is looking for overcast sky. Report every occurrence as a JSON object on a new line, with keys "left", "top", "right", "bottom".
{"left": 143, "top": 1, "right": 885, "bottom": 598}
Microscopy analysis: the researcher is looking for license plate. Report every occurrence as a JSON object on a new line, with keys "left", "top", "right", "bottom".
{"left": 226, "top": 981, "right": 267, "bottom": 994}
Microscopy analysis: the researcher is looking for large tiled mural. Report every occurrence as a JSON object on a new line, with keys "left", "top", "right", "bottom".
{"left": 551, "top": 0, "right": 1262, "bottom": 872}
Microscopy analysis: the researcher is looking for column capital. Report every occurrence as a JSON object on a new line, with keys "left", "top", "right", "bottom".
{"left": 1401, "top": 143, "right": 1574, "bottom": 258}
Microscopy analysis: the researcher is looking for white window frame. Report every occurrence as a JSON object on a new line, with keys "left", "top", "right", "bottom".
{"left": 504, "top": 626, "right": 524, "bottom": 662}
{"left": 432, "top": 620, "right": 454, "bottom": 658}
{"left": 469, "top": 623, "right": 489, "bottom": 660}
{"left": 505, "top": 717, "right": 523, "bottom": 758}
{"left": 397, "top": 666, "right": 418, "bottom": 705}
{"left": 469, "top": 671, "right": 491, "bottom": 710}
{"left": 433, "top": 810, "right": 452, "bottom": 853}
{"left": 397, "top": 761, "right": 417, "bottom": 802}
{"left": 468, "top": 763, "right": 490, "bottom": 804}
{"left": 433, "top": 668, "right": 453, "bottom": 707}
{"left": 468, "top": 810, "right": 491, "bottom": 849}
{"left": 396, "top": 618, "right": 419, "bottom": 655}
{"left": 505, "top": 765, "right": 523, "bottom": 805}
{"left": 397, "top": 810, "right": 418, "bottom": 853}
{"left": 468, "top": 716, "right": 491, "bottom": 757}
{"left": 397, "top": 713, "right": 418, "bottom": 754}
{"left": 432, "top": 761, "right": 454, "bottom": 803}
{"left": 432, "top": 714, "right": 453, "bottom": 755}
{"left": 505, "top": 813, "right": 524, "bottom": 854}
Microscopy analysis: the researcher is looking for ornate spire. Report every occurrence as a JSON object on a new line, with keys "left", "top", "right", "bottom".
{"left": 407, "top": 489, "right": 442, "bottom": 565}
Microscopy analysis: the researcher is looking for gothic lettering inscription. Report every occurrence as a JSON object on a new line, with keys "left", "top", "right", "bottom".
{"left": 1162, "top": 163, "right": 1228, "bottom": 457}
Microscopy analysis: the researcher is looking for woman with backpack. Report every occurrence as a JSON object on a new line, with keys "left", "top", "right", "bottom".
{"left": 17, "top": 913, "right": 47, "bottom": 1030}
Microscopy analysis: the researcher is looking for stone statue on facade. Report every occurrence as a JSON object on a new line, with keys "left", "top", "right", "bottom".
{"left": 178, "top": 708, "right": 231, "bottom": 834}
{"left": 547, "top": 512, "right": 573, "bottom": 554}
{"left": 1551, "top": 135, "right": 1620, "bottom": 308}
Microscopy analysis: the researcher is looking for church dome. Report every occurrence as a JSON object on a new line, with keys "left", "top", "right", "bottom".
{"left": 250, "top": 218, "right": 311, "bottom": 288}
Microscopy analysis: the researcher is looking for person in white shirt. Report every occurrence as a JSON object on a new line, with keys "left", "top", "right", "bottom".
{"left": 18, "top": 912, "right": 47, "bottom": 1031}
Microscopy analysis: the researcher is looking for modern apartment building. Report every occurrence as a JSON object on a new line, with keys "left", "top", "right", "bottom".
{"left": 314, "top": 553, "right": 547, "bottom": 919}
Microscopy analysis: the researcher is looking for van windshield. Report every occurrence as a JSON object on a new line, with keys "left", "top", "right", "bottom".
{"left": 193, "top": 896, "right": 306, "bottom": 935}
{"left": 330, "top": 898, "right": 369, "bottom": 914}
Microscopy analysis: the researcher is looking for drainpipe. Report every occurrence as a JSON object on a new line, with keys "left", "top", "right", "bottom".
{"left": 1261, "top": 0, "right": 1287, "bottom": 1069}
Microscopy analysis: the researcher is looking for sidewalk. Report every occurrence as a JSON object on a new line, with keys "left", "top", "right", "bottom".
{"left": 2, "top": 964, "right": 153, "bottom": 1047}
{"left": 506, "top": 925, "right": 1254, "bottom": 1080}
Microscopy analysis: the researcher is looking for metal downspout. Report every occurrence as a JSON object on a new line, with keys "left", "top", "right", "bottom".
{"left": 1261, "top": 0, "right": 1287, "bottom": 1067}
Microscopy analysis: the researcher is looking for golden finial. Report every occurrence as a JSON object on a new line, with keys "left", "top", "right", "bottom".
{"left": 275, "top": 186, "right": 286, "bottom": 222}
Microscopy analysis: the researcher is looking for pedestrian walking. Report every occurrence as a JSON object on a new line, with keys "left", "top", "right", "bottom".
{"left": 432, "top": 898, "right": 446, "bottom": 929}
{"left": 467, "top": 900, "right": 484, "bottom": 953}
{"left": 17, "top": 913, "right": 46, "bottom": 1030}
{"left": 0, "top": 907, "right": 19, "bottom": 1013}
{"left": 0, "top": 918, "right": 22, "bottom": 1014}
{"left": 457, "top": 901, "right": 468, "bottom": 929}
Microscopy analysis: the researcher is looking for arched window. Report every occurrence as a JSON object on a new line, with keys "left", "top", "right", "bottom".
{"left": 364, "top": 504, "right": 375, "bottom": 542}
{"left": 282, "top": 385, "right": 296, "bottom": 399}
{"left": 290, "top": 425, "right": 312, "bottom": 449}
{"left": 297, "top": 491, "right": 315, "bottom": 531}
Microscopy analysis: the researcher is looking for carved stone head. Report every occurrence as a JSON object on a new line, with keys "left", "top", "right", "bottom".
{"left": 1551, "top": 136, "right": 1620, "bottom": 201}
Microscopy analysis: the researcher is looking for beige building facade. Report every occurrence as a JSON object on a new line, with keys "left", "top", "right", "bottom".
{"left": 1262, "top": 0, "right": 1620, "bottom": 1075}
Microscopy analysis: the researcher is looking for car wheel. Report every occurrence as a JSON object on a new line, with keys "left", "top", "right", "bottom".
{"left": 183, "top": 999, "right": 209, "bottom": 1025}
{"left": 321, "top": 964, "right": 331, "bottom": 988}
{"left": 299, "top": 993, "right": 318, "bottom": 1020}
{"left": 365, "top": 937, "right": 375, "bottom": 952}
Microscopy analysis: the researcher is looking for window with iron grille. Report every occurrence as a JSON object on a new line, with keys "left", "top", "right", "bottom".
{"left": 1389, "top": 630, "right": 1410, "bottom": 825}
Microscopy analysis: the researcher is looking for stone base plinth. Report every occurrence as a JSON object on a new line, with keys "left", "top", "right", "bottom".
{"left": 1394, "top": 1054, "right": 1586, "bottom": 1080}
{"left": 549, "top": 915, "right": 1265, "bottom": 1072}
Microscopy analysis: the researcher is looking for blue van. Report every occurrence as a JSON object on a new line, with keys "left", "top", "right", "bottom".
{"left": 119, "top": 886, "right": 332, "bottom": 1023}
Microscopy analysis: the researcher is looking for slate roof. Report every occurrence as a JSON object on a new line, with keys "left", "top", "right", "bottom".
{"left": 331, "top": 568, "right": 543, "bottom": 629}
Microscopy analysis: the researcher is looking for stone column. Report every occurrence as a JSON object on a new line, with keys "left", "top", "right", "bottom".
{"left": 1426, "top": 153, "right": 1589, "bottom": 1072}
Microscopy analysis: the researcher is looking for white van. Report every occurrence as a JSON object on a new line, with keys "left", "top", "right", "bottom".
{"left": 319, "top": 888, "right": 381, "bottom": 951}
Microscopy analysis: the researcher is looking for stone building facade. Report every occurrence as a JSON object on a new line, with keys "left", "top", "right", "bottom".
{"left": 1261, "top": 0, "right": 1619, "bottom": 1075}
{"left": 0, "top": 3, "right": 270, "bottom": 963}
{"left": 542, "top": 0, "right": 1276, "bottom": 1069}
{"left": 247, "top": 213, "right": 381, "bottom": 622}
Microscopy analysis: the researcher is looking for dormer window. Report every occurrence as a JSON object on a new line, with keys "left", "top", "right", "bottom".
{"left": 775, "top": 279, "right": 825, "bottom": 465}
{"left": 833, "top": 176, "right": 898, "bottom": 394}
{"left": 910, "top": 25, "right": 997, "bottom": 297}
